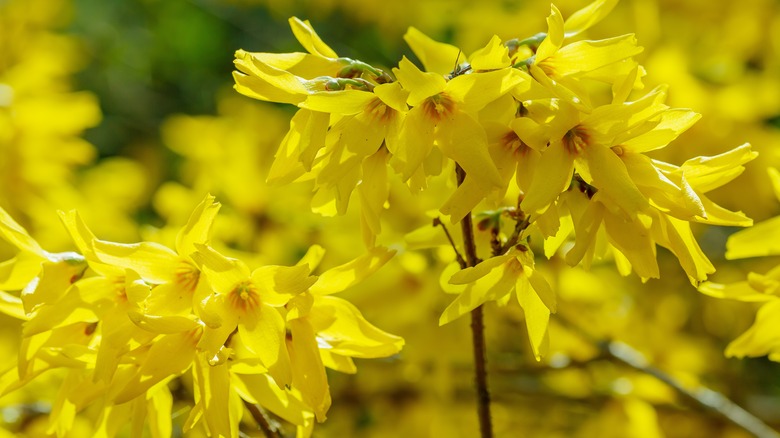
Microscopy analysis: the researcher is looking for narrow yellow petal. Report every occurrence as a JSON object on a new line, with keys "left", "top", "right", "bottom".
{"left": 403, "top": 27, "right": 461, "bottom": 75}
{"left": 311, "top": 296, "right": 404, "bottom": 357}
{"left": 0, "top": 206, "right": 45, "bottom": 257}
{"left": 550, "top": 35, "right": 643, "bottom": 76}
{"left": 438, "top": 112, "right": 503, "bottom": 188}
{"left": 726, "top": 300, "right": 780, "bottom": 358}
{"left": 92, "top": 240, "right": 179, "bottom": 284}
{"left": 469, "top": 35, "right": 510, "bottom": 71}
{"left": 699, "top": 281, "right": 775, "bottom": 302}
{"left": 288, "top": 17, "right": 338, "bottom": 58}
{"left": 581, "top": 144, "right": 649, "bottom": 219}
{"left": 238, "top": 305, "right": 292, "bottom": 388}
{"left": 233, "top": 373, "right": 311, "bottom": 426}
{"left": 176, "top": 194, "right": 221, "bottom": 261}
{"left": 564, "top": 0, "right": 619, "bottom": 37}
{"left": 190, "top": 244, "right": 249, "bottom": 295}
{"left": 392, "top": 57, "right": 447, "bottom": 106}
{"left": 516, "top": 275, "right": 550, "bottom": 361}
{"left": 300, "top": 90, "right": 375, "bottom": 115}
{"left": 309, "top": 247, "right": 394, "bottom": 295}
{"left": 289, "top": 318, "right": 331, "bottom": 422}
{"left": 536, "top": 4, "right": 564, "bottom": 62}
{"left": 726, "top": 216, "right": 780, "bottom": 259}
{"left": 113, "top": 330, "right": 198, "bottom": 404}
{"left": 520, "top": 140, "right": 575, "bottom": 215}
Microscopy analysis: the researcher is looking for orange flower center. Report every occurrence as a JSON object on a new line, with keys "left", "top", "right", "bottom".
{"left": 563, "top": 125, "right": 590, "bottom": 155}
{"left": 421, "top": 92, "right": 455, "bottom": 122}
{"left": 174, "top": 261, "right": 200, "bottom": 293}
{"left": 228, "top": 281, "right": 261, "bottom": 313}
{"left": 365, "top": 98, "right": 395, "bottom": 123}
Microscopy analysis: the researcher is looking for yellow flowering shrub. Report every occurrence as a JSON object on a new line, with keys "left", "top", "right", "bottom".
{"left": 1, "top": 0, "right": 779, "bottom": 436}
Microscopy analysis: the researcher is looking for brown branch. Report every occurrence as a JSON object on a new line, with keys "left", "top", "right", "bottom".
{"left": 243, "top": 400, "right": 281, "bottom": 438}
{"left": 603, "top": 340, "right": 780, "bottom": 438}
{"left": 433, "top": 217, "right": 467, "bottom": 269}
{"left": 558, "top": 316, "right": 780, "bottom": 438}
{"left": 456, "top": 164, "right": 493, "bottom": 438}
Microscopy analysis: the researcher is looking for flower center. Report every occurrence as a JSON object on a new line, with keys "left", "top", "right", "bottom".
{"left": 365, "top": 97, "right": 395, "bottom": 123}
{"left": 174, "top": 261, "right": 200, "bottom": 293}
{"left": 421, "top": 92, "right": 455, "bottom": 122}
{"left": 228, "top": 281, "right": 261, "bottom": 313}
{"left": 563, "top": 125, "right": 590, "bottom": 155}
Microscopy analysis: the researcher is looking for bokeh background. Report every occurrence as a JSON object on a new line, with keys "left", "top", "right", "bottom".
{"left": 1, "top": 0, "right": 780, "bottom": 436}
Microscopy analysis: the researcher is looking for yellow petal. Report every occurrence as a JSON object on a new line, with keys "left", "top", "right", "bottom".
{"left": 536, "top": 4, "right": 565, "bottom": 62}
{"left": 92, "top": 240, "right": 179, "bottom": 284}
{"left": 190, "top": 244, "right": 250, "bottom": 295}
{"left": 516, "top": 275, "right": 550, "bottom": 361}
{"left": 373, "top": 82, "right": 409, "bottom": 113}
{"left": 251, "top": 264, "right": 317, "bottom": 306}
{"left": 520, "top": 139, "right": 575, "bottom": 215}
{"left": 621, "top": 109, "right": 700, "bottom": 153}
{"left": 392, "top": 57, "right": 447, "bottom": 106}
{"left": 449, "top": 255, "right": 512, "bottom": 285}
{"left": 394, "top": 106, "right": 435, "bottom": 180}
{"left": 113, "top": 330, "right": 198, "bottom": 404}
{"left": 358, "top": 148, "right": 390, "bottom": 244}
{"left": 699, "top": 281, "right": 775, "bottom": 302}
{"left": 0, "top": 252, "right": 43, "bottom": 291}
{"left": 288, "top": 17, "right": 338, "bottom": 58}
{"left": 726, "top": 216, "right": 780, "bottom": 259}
{"left": 238, "top": 305, "right": 292, "bottom": 388}
{"left": 233, "top": 373, "right": 312, "bottom": 426}
{"left": 57, "top": 210, "right": 121, "bottom": 277}
{"left": 0, "top": 206, "right": 45, "bottom": 257}
{"left": 233, "top": 55, "right": 309, "bottom": 105}
{"left": 0, "top": 290, "right": 26, "bottom": 320}
{"left": 603, "top": 210, "right": 659, "bottom": 279}
{"left": 439, "top": 174, "right": 495, "bottom": 223}
{"left": 549, "top": 35, "right": 643, "bottom": 77}
{"left": 469, "top": 35, "right": 510, "bottom": 70}
{"left": 289, "top": 318, "right": 331, "bottom": 422}
{"left": 447, "top": 69, "right": 522, "bottom": 113}
{"left": 437, "top": 112, "right": 504, "bottom": 188}
{"left": 726, "top": 300, "right": 780, "bottom": 359}
{"left": 128, "top": 311, "right": 199, "bottom": 334}
{"left": 309, "top": 247, "right": 394, "bottom": 295}
{"left": 296, "top": 245, "right": 326, "bottom": 271}
{"left": 564, "top": 0, "right": 619, "bottom": 37}
{"left": 528, "top": 268, "right": 557, "bottom": 313}
{"left": 310, "top": 296, "right": 403, "bottom": 358}
{"left": 300, "top": 90, "right": 375, "bottom": 115}
{"left": 581, "top": 144, "right": 649, "bottom": 219}
{"left": 403, "top": 27, "right": 461, "bottom": 75}
{"left": 677, "top": 143, "right": 756, "bottom": 193}
{"left": 147, "top": 386, "right": 173, "bottom": 438}
{"left": 176, "top": 194, "right": 221, "bottom": 262}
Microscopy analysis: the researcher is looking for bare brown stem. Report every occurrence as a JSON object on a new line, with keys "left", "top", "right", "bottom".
{"left": 243, "top": 400, "right": 280, "bottom": 438}
{"left": 455, "top": 164, "right": 493, "bottom": 438}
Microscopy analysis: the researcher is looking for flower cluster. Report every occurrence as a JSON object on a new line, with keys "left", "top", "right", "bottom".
{"left": 232, "top": 0, "right": 754, "bottom": 355}
{"left": 0, "top": 196, "right": 402, "bottom": 436}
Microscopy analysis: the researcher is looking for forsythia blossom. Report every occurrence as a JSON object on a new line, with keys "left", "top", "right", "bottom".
{"left": 232, "top": 0, "right": 753, "bottom": 360}
{"left": 0, "top": 196, "right": 403, "bottom": 437}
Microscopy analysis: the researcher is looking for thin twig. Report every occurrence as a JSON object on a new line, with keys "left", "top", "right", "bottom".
{"left": 500, "top": 214, "right": 530, "bottom": 254}
{"left": 433, "top": 217, "right": 467, "bottom": 269}
{"left": 456, "top": 164, "right": 493, "bottom": 438}
{"left": 243, "top": 400, "right": 281, "bottom": 438}
{"left": 559, "top": 317, "right": 780, "bottom": 438}
{"left": 603, "top": 341, "right": 780, "bottom": 438}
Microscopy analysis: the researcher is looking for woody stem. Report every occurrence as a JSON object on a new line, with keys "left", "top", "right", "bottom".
{"left": 456, "top": 164, "right": 494, "bottom": 438}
